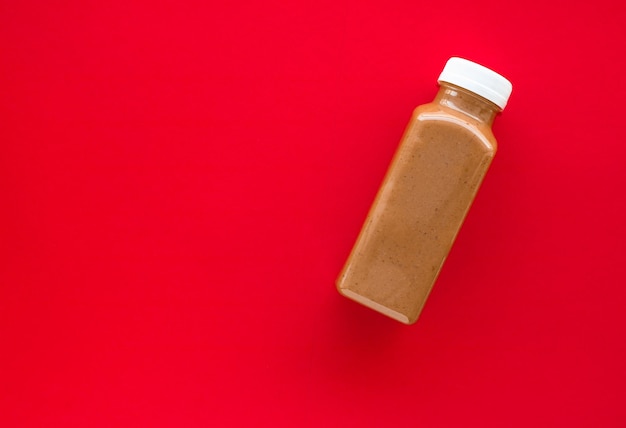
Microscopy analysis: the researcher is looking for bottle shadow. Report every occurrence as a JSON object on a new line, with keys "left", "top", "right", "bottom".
{"left": 307, "top": 292, "right": 408, "bottom": 385}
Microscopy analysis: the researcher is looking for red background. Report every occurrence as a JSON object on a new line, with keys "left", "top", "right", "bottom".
{"left": 2, "top": 0, "right": 625, "bottom": 426}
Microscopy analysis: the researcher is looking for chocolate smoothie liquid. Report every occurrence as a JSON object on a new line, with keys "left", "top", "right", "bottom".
{"left": 337, "top": 57, "right": 512, "bottom": 324}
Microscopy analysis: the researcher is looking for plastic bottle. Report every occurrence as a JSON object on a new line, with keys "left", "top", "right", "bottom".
{"left": 336, "top": 57, "right": 513, "bottom": 324}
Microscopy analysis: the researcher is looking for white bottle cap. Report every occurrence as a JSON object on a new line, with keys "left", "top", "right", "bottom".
{"left": 437, "top": 57, "right": 513, "bottom": 110}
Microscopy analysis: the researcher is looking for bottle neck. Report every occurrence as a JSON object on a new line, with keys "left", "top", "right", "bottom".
{"left": 434, "top": 83, "right": 500, "bottom": 126}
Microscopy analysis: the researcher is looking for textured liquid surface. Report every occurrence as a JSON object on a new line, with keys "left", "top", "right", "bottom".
{"left": 337, "top": 105, "right": 496, "bottom": 323}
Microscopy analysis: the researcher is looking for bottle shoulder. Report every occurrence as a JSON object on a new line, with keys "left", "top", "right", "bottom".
{"left": 411, "top": 103, "right": 498, "bottom": 153}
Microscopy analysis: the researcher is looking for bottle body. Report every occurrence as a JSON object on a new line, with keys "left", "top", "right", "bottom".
{"left": 336, "top": 84, "right": 499, "bottom": 324}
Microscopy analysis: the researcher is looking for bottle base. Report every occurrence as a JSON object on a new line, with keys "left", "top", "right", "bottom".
{"left": 338, "top": 287, "right": 413, "bottom": 324}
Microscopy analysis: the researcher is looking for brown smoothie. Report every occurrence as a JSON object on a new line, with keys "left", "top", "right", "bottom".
{"left": 337, "top": 76, "right": 508, "bottom": 324}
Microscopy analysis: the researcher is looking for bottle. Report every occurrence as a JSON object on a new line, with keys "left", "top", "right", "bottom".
{"left": 336, "top": 57, "right": 513, "bottom": 324}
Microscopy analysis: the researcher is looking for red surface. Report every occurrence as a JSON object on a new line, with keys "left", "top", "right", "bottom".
{"left": 2, "top": 0, "right": 625, "bottom": 426}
